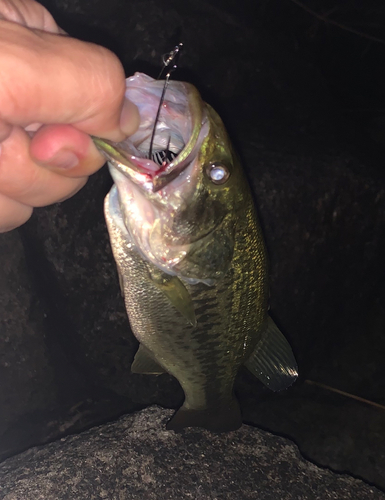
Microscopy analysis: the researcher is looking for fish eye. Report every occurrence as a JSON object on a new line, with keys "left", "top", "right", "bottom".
{"left": 206, "top": 162, "right": 230, "bottom": 184}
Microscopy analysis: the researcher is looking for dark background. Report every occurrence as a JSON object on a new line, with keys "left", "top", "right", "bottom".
{"left": 1, "top": 0, "right": 385, "bottom": 490}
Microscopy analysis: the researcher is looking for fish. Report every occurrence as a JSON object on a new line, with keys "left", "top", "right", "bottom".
{"left": 94, "top": 72, "right": 298, "bottom": 432}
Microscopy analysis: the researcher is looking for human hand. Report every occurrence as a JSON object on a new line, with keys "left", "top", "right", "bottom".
{"left": 0, "top": 0, "right": 139, "bottom": 232}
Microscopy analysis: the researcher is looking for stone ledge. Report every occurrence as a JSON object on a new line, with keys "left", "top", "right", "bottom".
{"left": 0, "top": 406, "right": 382, "bottom": 500}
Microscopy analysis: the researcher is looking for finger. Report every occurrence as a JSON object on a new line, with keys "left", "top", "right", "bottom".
{"left": 30, "top": 124, "right": 106, "bottom": 177}
{"left": 0, "top": 20, "right": 137, "bottom": 141}
{"left": 0, "top": 126, "right": 88, "bottom": 206}
{"left": 0, "top": 191, "right": 32, "bottom": 232}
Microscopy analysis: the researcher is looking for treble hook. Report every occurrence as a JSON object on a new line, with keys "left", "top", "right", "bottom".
{"left": 148, "top": 43, "right": 183, "bottom": 160}
{"left": 157, "top": 42, "right": 183, "bottom": 80}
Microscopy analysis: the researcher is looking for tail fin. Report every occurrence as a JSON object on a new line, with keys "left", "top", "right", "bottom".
{"left": 166, "top": 400, "right": 242, "bottom": 433}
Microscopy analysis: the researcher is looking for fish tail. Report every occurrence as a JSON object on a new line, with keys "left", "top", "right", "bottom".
{"left": 166, "top": 399, "right": 242, "bottom": 433}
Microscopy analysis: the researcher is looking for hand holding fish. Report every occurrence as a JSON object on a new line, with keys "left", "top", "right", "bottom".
{"left": 0, "top": 0, "right": 139, "bottom": 233}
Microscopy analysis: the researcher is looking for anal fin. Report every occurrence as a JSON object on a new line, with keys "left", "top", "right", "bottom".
{"left": 244, "top": 316, "right": 298, "bottom": 391}
{"left": 131, "top": 344, "right": 167, "bottom": 375}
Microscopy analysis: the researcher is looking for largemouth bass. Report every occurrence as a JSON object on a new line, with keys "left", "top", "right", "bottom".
{"left": 94, "top": 72, "right": 298, "bottom": 432}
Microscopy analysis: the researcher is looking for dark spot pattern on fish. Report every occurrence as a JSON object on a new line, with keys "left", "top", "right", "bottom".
{"left": 194, "top": 303, "right": 218, "bottom": 316}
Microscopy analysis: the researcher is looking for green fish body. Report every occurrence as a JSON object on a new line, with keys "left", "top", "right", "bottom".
{"left": 95, "top": 73, "right": 297, "bottom": 432}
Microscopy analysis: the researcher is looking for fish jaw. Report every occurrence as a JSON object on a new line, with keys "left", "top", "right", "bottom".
{"left": 94, "top": 72, "right": 206, "bottom": 194}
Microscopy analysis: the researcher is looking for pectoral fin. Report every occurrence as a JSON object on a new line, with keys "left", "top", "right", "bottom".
{"left": 149, "top": 269, "right": 196, "bottom": 327}
{"left": 244, "top": 316, "right": 298, "bottom": 391}
{"left": 131, "top": 344, "right": 166, "bottom": 375}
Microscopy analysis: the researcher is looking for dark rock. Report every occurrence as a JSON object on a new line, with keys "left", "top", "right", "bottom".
{"left": 0, "top": 406, "right": 382, "bottom": 500}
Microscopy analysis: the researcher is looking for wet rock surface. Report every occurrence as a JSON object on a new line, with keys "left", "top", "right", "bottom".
{"left": 0, "top": 406, "right": 382, "bottom": 500}
{"left": 1, "top": 0, "right": 385, "bottom": 493}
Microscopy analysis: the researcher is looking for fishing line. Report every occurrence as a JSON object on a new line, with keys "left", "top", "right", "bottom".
{"left": 148, "top": 43, "right": 183, "bottom": 162}
{"left": 305, "top": 380, "right": 385, "bottom": 411}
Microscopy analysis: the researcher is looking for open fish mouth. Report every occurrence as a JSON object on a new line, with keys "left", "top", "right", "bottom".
{"left": 94, "top": 73, "right": 207, "bottom": 192}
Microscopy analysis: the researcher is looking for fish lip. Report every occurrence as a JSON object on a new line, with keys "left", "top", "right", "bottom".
{"left": 93, "top": 137, "right": 155, "bottom": 191}
{"left": 93, "top": 84, "right": 204, "bottom": 193}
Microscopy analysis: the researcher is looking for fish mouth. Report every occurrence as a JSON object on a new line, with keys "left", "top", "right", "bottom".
{"left": 93, "top": 74, "right": 206, "bottom": 192}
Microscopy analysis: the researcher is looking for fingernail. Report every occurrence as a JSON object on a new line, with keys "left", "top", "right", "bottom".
{"left": 120, "top": 98, "right": 140, "bottom": 136}
{"left": 46, "top": 150, "right": 79, "bottom": 169}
